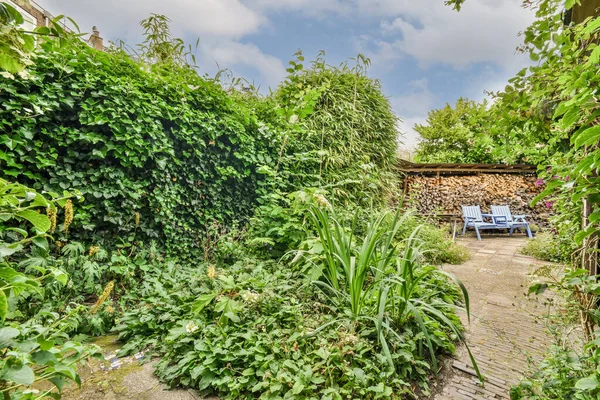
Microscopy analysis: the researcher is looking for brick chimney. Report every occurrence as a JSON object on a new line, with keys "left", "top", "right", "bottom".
{"left": 89, "top": 26, "right": 103, "bottom": 50}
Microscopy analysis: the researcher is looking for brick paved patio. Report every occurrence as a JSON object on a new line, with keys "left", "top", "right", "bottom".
{"left": 435, "top": 235, "right": 552, "bottom": 400}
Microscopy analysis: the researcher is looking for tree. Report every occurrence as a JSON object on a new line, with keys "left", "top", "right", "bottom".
{"left": 413, "top": 98, "right": 497, "bottom": 164}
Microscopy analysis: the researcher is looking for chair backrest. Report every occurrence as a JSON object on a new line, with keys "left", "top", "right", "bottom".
{"left": 491, "top": 205, "right": 513, "bottom": 222}
{"left": 461, "top": 205, "right": 483, "bottom": 222}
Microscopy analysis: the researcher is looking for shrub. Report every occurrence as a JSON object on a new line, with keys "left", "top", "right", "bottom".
{"left": 274, "top": 52, "right": 400, "bottom": 207}
{"left": 513, "top": 268, "right": 600, "bottom": 399}
{"left": 442, "top": 243, "right": 471, "bottom": 265}
{"left": 520, "top": 231, "right": 571, "bottom": 263}
{"left": 0, "top": 37, "right": 280, "bottom": 258}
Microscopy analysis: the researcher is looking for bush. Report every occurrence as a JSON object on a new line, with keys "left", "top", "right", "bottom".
{"left": 0, "top": 38, "right": 280, "bottom": 258}
{"left": 442, "top": 243, "right": 471, "bottom": 265}
{"left": 512, "top": 268, "right": 600, "bottom": 399}
{"left": 520, "top": 231, "right": 571, "bottom": 263}
{"left": 273, "top": 52, "right": 400, "bottom": 207}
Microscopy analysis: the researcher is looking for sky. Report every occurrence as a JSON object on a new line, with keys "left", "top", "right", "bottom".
{"left": 35, "top": 0, "right": 536, "bottom": 150}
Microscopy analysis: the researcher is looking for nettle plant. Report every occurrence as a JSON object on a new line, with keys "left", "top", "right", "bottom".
{"left": 0, "top": 179, "right": 101, "bottom": 399}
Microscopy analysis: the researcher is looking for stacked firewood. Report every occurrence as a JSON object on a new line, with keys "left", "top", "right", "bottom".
{"left": 404, "top": 174, "right": 551, "bottom": 226}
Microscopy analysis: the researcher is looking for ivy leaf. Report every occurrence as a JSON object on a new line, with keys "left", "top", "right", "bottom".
{"left": 15, "top": 210, "right": 51, "bottom": 233}
{"left": 575, "top": 376, "right": 599, "bottom": 390}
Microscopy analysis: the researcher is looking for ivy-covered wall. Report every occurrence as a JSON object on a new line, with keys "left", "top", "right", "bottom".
{"left": 0, "top": 41, "right": 280, "bottom": 255}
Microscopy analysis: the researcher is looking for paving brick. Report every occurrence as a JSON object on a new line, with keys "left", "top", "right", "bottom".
{"left": 434, "top": 237, "right": 553, "bottom": 400}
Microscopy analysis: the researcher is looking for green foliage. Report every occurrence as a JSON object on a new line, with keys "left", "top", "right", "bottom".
{"left": 0, "top": 1, "right": 81, "bottom": 78}
{"left": 247, "top": 52, "right": 401, "bottom": 253}
{"left": 414, "top": 98, "right": 499, "bottom": 164}
{"left": 0, "top": 34, "right": 280, "bottom": 258}
{"left": 302, "top": 204, "right": 480, "bottom": 380}
{"left": 448, "top": 0, "right": 600, "bottom": 396}
{"left": 0, "top": 1, "right": 35, "bottom": 75}
{"left": 275, "top": 51, "right": 400, "bottom": 205}
{"left": 512, "top": 337, "right": 600, "bottom": 399}
{"left": 115, "top": 206, "right": 472, "bottom": 398}
{"left": 513, "top": 267, "right": 600, "bottom": 399}
{"left": 520, "top": 231, "right": 575, "bottom": 264}
{"left": 440, "top": 242, "right": 471, "bottom": 265}
{"left": 0, "top": 178, "right": 102, "bottom": 399}
{"left": 0, "top": 8, "right": 472, "bottom": 399}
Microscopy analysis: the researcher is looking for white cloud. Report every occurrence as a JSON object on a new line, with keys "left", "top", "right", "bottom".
{"left": 249, "top": 0, "right": 349, "bottom": 15}
{"left": 390, "top": 79, "right": 436, "bottom": 149}
{"left": 365, "top": 0, "right": 535, "bottom": 70}
{"left": 398, "top": 116, "right": 426, "bottom": 149}
{"left": 409, "top": 78, "right": 428, "bottom": 91}
{"left": 390, "top": 81, "right": 436, "bottom": 118}
{"left": 38, "top": 0, "right": 286, "bottom": 91}
{"left": 40, "top": 0, "right": 264, "bottom": 41}
{"left": 200, "top": 41, "right": 287, "bottom": 89}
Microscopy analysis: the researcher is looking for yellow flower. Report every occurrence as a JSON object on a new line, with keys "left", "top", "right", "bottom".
{"left": 314, "top": 194, "right": 331, "bottom": 209}
{"left": 46, "top": 206, "right": 57, "bottom": 233}
{"left": 90, "top": 281, "right": 115, "bottom": 315}
{"left": 62, "top": 200, "right": 74, "bottom": 232}
{"left": 89, "top": 245, "right": 99, "bottom": 257}
{"left": 207, "top": 265, "right": 216, "bottom": 279}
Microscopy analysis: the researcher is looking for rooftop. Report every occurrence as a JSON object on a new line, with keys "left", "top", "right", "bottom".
{"left": 398, "top": 160, "right": 537, "bottom": 175}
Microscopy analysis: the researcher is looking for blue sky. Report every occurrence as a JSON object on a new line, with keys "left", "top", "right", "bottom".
{"left": 36, "top": 0, "right": 535, "bottom": 149}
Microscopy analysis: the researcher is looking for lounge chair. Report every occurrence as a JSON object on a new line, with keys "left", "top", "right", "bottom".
{"left": 491, "top": 205, "right": 533, "bottom": 238}
{"left": 461, "top": 205, "right": 501, "bottom": 241}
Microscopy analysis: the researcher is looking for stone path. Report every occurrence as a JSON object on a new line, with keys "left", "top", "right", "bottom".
{"left": 435, "top": 235, "right": 553, "bottom": 400}
{"left": 62, "top": 336, "right": 209, "bottom": 400}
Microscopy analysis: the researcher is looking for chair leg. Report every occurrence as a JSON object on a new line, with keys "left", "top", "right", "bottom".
{"left": 526, "top": 225, "right": 532, "bottom": 239}
{"left": 509, "top": 226, "right": 514, "bottom": 236}
{"left": 462, "top": 223, "right": 467, "bottom": 236}
{"left": 475, "top": 225, "right": 482, "bottom": 241}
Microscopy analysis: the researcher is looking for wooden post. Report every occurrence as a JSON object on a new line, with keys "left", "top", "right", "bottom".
{"left": 582, "top": 197, "right": 599, "bottom": 276}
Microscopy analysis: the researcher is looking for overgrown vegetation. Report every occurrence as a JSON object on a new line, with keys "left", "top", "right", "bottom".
{"left": 520, "top": 231, "right": 575, "bottom": 264}
{"left": 0, "top": 178, "right": 102, "bottom": 398}
{"left": 0, "top": 4, "right": 473, "bottom": 400}
{"left": 116, "top": 204, "right": 473, "bottom": 399}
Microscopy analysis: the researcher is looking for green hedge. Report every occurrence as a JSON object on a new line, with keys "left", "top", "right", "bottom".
{"left": 0, "top": 41, "right": 400, "bottom": 258}
{"left": 0, "top": 40, "right": 280, "bottom": 256}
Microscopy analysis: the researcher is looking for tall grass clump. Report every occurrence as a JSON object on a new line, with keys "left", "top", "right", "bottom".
{"left": 302, "top": 203, "right": 481, "bottom": 380}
